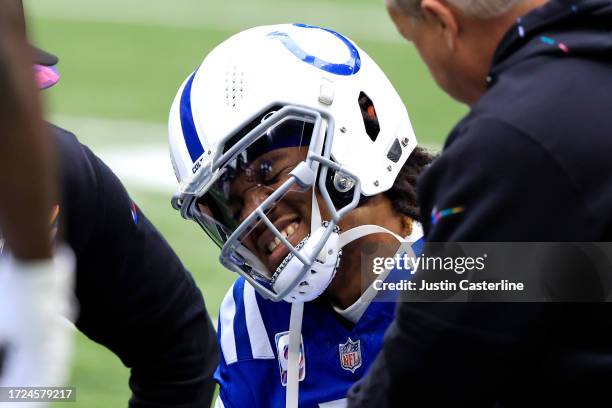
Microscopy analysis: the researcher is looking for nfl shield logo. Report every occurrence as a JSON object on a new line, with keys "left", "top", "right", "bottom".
{"left": 339, "top": 338, "right": 362, "bottom": 373}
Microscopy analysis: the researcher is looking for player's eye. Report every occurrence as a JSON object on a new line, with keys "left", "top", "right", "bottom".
{"left": 264, "top": 165, "right": 295, "bottom": 186}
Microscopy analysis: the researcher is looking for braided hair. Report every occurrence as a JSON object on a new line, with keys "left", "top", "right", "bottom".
{"left": 384, "top": 146, "right": 434, "bottom": 223}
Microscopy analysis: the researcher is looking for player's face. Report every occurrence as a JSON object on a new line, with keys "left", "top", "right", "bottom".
{"left": 224, "top": 146, "right": 313, "bottom": 273}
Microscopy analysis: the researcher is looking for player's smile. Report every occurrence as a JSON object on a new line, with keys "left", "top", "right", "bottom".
{"left": 265, "top": 221, "right": 299, "bottom": 253}
{"left": 252, "top": 209, "right": 310, "bottom": 273}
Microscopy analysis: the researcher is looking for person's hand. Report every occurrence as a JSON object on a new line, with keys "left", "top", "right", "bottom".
{"left": 0, "top": 247, "right": 76, "bottom": 388}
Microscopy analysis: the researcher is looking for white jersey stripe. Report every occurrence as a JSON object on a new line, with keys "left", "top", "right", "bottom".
{"left": 219, "top": 287, "right": 238, "bottom": 365}
{"left": 243, "top": 282, "right": 275, "bottom": 359}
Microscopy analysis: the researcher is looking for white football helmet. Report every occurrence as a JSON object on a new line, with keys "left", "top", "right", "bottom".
{"left": 169, "top": 24, "right": 417, "bottom": 302}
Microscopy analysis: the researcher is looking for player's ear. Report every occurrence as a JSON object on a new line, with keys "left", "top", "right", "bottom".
{"left": 421, "top": 0, "right": 459, "bottom": 50}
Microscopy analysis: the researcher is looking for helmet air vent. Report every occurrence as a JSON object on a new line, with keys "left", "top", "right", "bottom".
{"left": 224, "top": 65, "right": 246, "bottom": 109}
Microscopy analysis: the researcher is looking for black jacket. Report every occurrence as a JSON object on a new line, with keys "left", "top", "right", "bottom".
{"left": 55, "top": 125, "right": 219, "bottom": 407}
{"left": 348, "top": 1, "right": 612, "bottom": 407}
{"left": 422, "top": 0, "right": 612, "bottom": 241}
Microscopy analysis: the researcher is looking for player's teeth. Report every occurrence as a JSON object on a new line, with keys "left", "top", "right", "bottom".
{"left": 286, "top": 225, "right": 295, "bottom": 236}
{"left": 269, "top": 221, "right": 300, "bottom": 253}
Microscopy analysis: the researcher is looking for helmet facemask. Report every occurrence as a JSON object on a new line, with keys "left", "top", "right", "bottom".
{"left": 180, "top": 106, "right": 362, "bottom": 302}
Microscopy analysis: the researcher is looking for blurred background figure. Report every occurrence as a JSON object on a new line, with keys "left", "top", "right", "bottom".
{"left": 2, "top": 3, "right": 219, "bottom": 408}
{"left": 42, "top": 45, "right": 219, "bottom": 406}
{"left": 0, "top": 0, "right": 76, "bottom": 396}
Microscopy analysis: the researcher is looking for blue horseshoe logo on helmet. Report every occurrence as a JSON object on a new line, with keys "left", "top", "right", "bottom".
{"left": 267, "top": 23, "right": 361, "bottom": 76}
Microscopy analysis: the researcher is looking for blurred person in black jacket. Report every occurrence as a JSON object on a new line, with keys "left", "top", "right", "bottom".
{"left": 53, "top": 122, "right": 219, "bottom": 408}
{"left": 43, "top": 51, "right": 219, "bottom": 407}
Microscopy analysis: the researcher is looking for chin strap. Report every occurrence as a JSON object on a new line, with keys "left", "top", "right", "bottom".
{"left": 285, "top": 302, "right": 304, "bottom": 408}
{"left": 286, "top": 175, "right": 321, "bottom": 408}
{"left": 338, "top": 224, "right": 405, "bottom": 247}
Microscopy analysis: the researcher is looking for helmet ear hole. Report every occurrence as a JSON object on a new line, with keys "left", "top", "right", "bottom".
{"left": 358, "top": 92, "right": 380, "bottom": 142}
{"left": 324, "top": 168, "right": 356, "bottom": 209}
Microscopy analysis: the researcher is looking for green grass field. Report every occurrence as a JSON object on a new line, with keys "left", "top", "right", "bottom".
{"left": 24, "top": 0, "right": 466, "bottom": 406}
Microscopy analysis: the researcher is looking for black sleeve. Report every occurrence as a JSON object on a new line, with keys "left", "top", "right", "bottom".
{"left": 347, "top": 119, "right": 609, "bottom": 407}
{"left": 54, "top": 126, "right": 219, "bottom": 408}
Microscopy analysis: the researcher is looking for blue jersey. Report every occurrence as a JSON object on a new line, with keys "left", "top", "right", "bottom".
{"left": 214, "top": 238, "right": 423, "bottom": 408}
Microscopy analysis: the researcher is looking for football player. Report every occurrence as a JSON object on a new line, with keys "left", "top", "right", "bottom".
{"left": 168, "top": 24, "right": 432, "bottom": 408}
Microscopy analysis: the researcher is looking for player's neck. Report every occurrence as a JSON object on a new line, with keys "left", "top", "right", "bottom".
{"left": 326, "top": 264, "right": 364, "bottom": 310}
{"left": 326, "top": 211, "right": 409, "bottom": 309}
{"left": 326, "top": 240, "right": 402, "bottom": 309}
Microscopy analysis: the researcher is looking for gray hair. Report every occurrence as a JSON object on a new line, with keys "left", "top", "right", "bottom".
{"left": 394, "top": 0, "right": 523, "bottom": 18}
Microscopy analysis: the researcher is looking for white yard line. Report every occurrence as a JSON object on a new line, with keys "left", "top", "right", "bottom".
{"left": 51, "top": 114, "right": 169, "bottom": 143}
{"left": 25, "top": 0, "right": 406, "bottom": 44}
{"left": 97, "top": 146, "right": 177, "bottom": 194}
{"left": 51, "top": 115, "right": 176, "bottom": 194}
